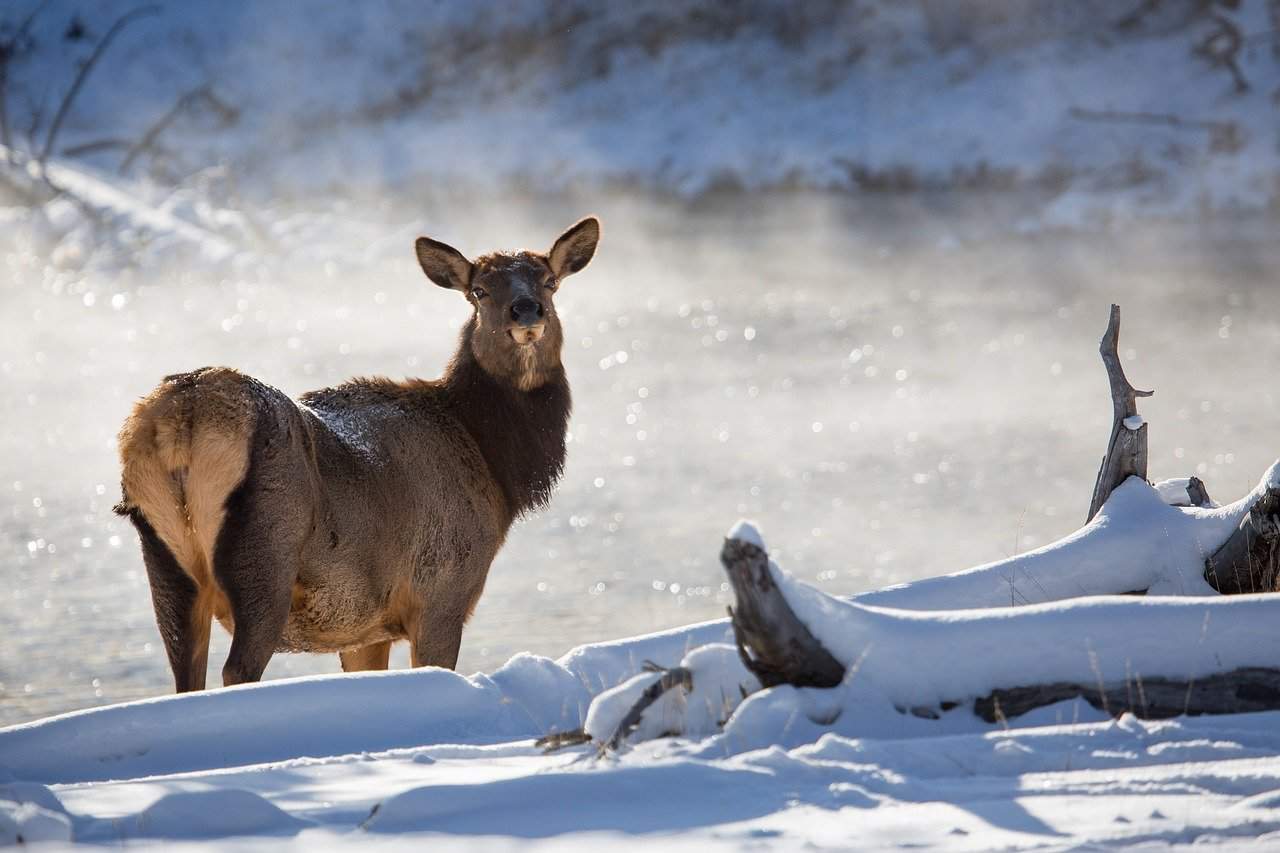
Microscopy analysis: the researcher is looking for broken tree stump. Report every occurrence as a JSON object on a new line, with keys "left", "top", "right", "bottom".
{"left": 722, "top": 534, "right": 846, "bottom": 690}
{"left": 1185, "top": 476, "right": 1213, "bottom": 508}
{"left": 1205, "top": 483, "right": 1280, "bottom": 594}
{"left": 1087, "top": 304, "right": 1154, "bottom": 522}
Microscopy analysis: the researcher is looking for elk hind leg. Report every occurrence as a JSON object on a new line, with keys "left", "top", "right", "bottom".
{"left": 213, "top": 481, "right": 299, "bottom": 687}
{"left": 339, "top": 641, "right": 392, "bottom": 672}
{"left": 130, "top": 511, "right": 213, "bottom": 691}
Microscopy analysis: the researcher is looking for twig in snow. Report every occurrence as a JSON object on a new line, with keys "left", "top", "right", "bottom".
{"left": 534, "top": 729, "right": 593, "bottom": 753}
{"left": 602, "top": 666, "right": 693, "bottom": 751}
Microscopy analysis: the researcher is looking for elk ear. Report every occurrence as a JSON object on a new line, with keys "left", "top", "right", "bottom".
{"left": 415, "top": 236, "right": 474, "bottom": 291}
{"left": 547, "top": 216, "right": 600, "bottom": 280}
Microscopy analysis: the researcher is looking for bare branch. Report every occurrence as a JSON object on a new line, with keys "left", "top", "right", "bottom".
{"left": 0, "top": 0, "right": 51, "bottom": 151}
{"left": 59, "top": 137, "right": 132, "bottom": 158}
{"left": 602, "top": 666, "right": 693, "bottom": 750}
{"left": 119, "top": 85, "right": 236, "bottom": 175}
{"left": 1087, "top": 304, "right": 1153, "bottom": 522}
{"left": 37, "top": 4, "right": 160, "bottom": 171}
{"left": 534, "top": 729, "right": 592, "bottom": 753}
{"left": 1195, "top": 12, "right": 1250, "bottom": 94}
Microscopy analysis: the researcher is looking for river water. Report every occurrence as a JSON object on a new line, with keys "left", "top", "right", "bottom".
{"left": 2, "top": 191, "right": 1277, "bottom": 725}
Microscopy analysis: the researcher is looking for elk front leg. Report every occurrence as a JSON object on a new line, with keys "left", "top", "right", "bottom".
{"left": 411, "top": 617, "right": 465, "bottom": 669}
{"left": 130, "top": 512, "right": 212, "bottom": 692}
{"left": 340, "top": 640, "right": 392, "bottom": 672}
{"left": 409, "top": 572, "right": 486, "bottom": 670}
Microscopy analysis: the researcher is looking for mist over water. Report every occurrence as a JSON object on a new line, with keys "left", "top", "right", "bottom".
{"left": 2, "top": 190, "right": 1278, "bottom": 725}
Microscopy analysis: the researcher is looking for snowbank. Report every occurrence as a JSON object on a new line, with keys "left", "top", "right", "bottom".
{"left": 0, "top": 653, "right": 587, "bottom": 785}
{"left": 3, "top": 460, "right": 1280, "bottom": 847}
{"left": 7, "top": 466, "right": 1273, "bottom": 788}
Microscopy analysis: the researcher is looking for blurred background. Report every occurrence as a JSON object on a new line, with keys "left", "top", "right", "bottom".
{"left": 1, "top": 0, "right": 1278, "bottom": 725}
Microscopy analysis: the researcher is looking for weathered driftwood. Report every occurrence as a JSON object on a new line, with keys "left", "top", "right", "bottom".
{"left": 1087, "top": 304, "right": 1153, "bottom": 522}
{"left": 533, "top": 729, "right": 592, "bottom": 753}
{"left": 1185, "top": 476, "right": 1212, "bottom": 508}
{"left": 974, "top": 667, "right": 1280, "bottom": 723}
{"left": 722, "top": 536, "right": 845, "bottom": 690}
{"left": 1205, "top": 484, "right": 1280, "bottom": 594}
{"left": 719, "top": 532, "right": 1280, "bottom": 725}
{"left": 602, "top": 666, "right": 693, "bottom": 750}
{"left": 535, "top": 664, "right": 695, "bottom": 753}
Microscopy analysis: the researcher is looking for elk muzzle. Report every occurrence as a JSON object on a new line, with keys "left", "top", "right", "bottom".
{"left": 508, "top": 297, "right": 545, "bottom": 344}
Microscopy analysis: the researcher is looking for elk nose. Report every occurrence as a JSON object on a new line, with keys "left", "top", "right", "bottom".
{"left": 510, "top": 298, "right": 544, "bottom": 326}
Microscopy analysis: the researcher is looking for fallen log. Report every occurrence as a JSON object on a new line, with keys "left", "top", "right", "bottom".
{"left": 975, "top": 667, "right": 1280, "bottom": 723}
{"left": 1205, "top": 483, "right": 1280, "bottom": 594}
{"left": 723, "top": 523, "right": 1280, "bottom": 726}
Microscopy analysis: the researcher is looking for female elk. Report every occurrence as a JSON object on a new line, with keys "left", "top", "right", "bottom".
{"left": 115, "top": 218, "right": 600, "bottom": 690}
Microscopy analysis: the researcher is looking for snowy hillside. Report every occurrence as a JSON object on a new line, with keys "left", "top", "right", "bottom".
{"left": 1, "top": 0, "right": 1277, "bottom": 218}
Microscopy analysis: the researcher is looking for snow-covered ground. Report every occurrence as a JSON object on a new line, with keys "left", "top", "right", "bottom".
{"left": 6, "top": 514, "right": 1280, "bottom": 849}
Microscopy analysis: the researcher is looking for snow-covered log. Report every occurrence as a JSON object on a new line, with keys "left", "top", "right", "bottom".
{"left": 975, "top": 667, "right": 1280, "bottom": 723}
{"left": 1204, "top": 480, "right": 1280, "bottom": 595}
{"left": 723, "top": 521, "right": 1280, "bottom": 722}
{"left": 851, "top": 464, "right": 1279, "bottom": 611}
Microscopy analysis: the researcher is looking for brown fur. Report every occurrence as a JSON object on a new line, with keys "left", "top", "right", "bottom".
{"left": 116, "top": 367, "right": 253, "bottom": 622}
{"left": 117, "top": 218, "right": 600, "bottom": 691}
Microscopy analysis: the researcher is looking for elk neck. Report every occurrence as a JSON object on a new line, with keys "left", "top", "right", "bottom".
{"left": 442, "top": 317, "right": 571, "bottom": 521}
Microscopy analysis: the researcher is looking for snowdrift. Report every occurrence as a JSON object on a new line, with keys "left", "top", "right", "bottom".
{"left": 4, "top": 465, "right": 1280, "bottom": 846}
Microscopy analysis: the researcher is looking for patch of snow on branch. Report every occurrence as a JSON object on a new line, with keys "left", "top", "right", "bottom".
{"left": 726, "top": 519, "right": 766, "bottom": 550}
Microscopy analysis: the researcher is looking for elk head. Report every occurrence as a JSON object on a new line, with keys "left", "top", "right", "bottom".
{"left": 415, "top": 217, "right": 600, "bottom": 391}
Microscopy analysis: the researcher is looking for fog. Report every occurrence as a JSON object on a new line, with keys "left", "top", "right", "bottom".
{"left": 2, "top": 186, "right": 1277, "bottom": 724}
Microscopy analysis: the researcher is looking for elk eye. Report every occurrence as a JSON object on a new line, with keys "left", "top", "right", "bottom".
{"left": 544, "top": 281, "right": 557, "bottom": 291}
{"left": 471, "top": 287, "right": 487, "bottom": 300}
